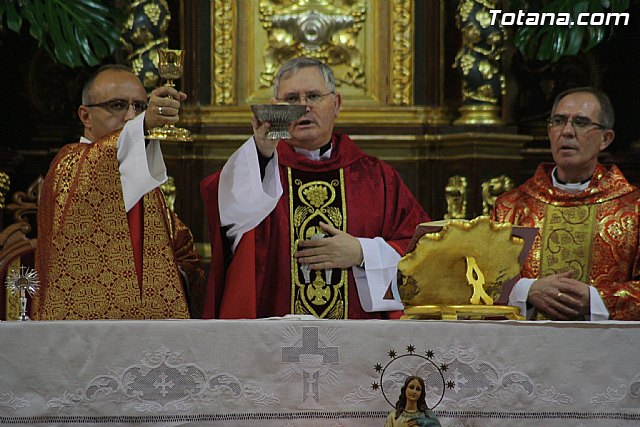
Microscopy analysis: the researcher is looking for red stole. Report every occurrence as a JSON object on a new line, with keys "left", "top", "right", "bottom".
{"left": 127, "top": 199, "right": 143, "bottom": 287}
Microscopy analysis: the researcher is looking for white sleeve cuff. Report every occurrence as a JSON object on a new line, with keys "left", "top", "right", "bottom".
{"left": 589, "top": 286, "right": 609, "bottom": 321}
{"left": 352, "top": 237, "right": 404, "bottom": 312}
{"left": 509, "top": 277, "right": 535, "bottom": 320}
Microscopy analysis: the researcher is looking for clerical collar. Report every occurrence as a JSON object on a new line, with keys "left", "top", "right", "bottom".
{"left": 293, "top": 140, "right": 333, "bottom": 161}
{"left": 551, "top": 167, "right": 590, "bottom": 193}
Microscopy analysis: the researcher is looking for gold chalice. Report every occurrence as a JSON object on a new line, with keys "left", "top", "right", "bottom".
{"left": 146, "top": 49, "right": 192, "bottom": 142}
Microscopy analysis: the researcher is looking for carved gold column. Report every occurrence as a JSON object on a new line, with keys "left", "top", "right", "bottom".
{"left": 159, "top": 176, "right": 176, "bottom": 212}
{"left": 212, "top": 0, "right": 236, "bottom": 106}
{"left": 453, "top": 0, "right": 506, "bottom": 125}
{"left": 0, "top": 172, "right": 9, "bottom": 209}
{"left": 390, "top": 0, "right": 413, "bottom": 106}
{"left": 121, "top": 0, "right": 171, "bottom": 90}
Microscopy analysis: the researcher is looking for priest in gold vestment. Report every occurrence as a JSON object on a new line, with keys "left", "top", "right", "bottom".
{"left": 493, "top": 87, "right": 640, "bottom": 321}
{"left": 33, "top": 65, "right": 205, "bottom": 320}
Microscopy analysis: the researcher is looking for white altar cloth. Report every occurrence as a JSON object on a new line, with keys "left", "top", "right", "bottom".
{"left": 1, "top": 319, "right": 639, "bottom": 426}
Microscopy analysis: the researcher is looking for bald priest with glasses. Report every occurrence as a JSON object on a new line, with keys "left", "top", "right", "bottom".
{"left": 33, "top": 64, "right": 205, "bottom": 320}
{"left": 200, "top": 57, "right": 429, "bottom": 319}
{"left": 492, "top": 87, "right": 640, "bottom": 321}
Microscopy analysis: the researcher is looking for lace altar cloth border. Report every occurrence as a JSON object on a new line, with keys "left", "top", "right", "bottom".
{"left": 1, "top": 319, "right": 639, "bottom": 426}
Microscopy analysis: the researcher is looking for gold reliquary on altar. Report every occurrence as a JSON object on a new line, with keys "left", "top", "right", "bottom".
{"left": 397, "top": 216, "right": 536, "bottom": 320}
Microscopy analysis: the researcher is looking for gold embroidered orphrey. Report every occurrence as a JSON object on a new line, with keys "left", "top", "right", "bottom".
{"left": 540, "top": 204, "right": 596, "bottom": 284}
{"left": 289, "top": 167, "right": 348, "bottom": 318}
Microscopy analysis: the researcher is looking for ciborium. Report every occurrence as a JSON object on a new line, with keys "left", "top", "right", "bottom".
{"left": 5, "top": 266, "right": 40, "bottom": 321}
{"left": 146, "top": 49, "right": 192, "bottom": 142}
{"left": 251, "top": 104, "right": 307, "bottom": 140}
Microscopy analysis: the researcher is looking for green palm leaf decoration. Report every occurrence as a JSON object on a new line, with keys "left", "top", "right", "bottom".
{"left": 0, "top": 0, "right": 125, "bottom": 67}
{"left": 509, "top": 0, "right": 630, "bottom": 63}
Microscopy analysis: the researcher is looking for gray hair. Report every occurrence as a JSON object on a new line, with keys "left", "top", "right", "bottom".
{"left": 81, "top": 64, "right": 135, "bottom": 105}
{"left": 273, "top": 57, "right": 335, "bottom": 97}
{"left": 551, "top": 86, "right": 615, "bottom": 129}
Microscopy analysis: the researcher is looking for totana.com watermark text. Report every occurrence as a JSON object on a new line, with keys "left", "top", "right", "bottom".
{"left": 490, "top": 10, "right": 630, "bottom": 26}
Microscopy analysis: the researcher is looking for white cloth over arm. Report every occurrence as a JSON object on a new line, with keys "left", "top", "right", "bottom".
{"left": 117, "top": 112, "right": 168, "bottom": 212}
{"left": 217, "top": 137, "right": 403, "bottom": 312}
{"left": 509, "top": 278, "right": 609, "bottom": 320}
{"left": 218, "top": 137, "right": 283, "bottom": 252}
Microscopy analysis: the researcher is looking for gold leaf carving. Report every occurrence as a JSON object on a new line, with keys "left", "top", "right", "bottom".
{"left": 257, "top": 0, "right": 367, "bottom": 90}
{"left": 444, "top": 175, "right": 467, "bottom": 220}
{"left": 481, "top": 175, "right": 513, "bottom": 216}
{"left": 213, "top": 0, "right": 235, "bottom": 105}
{"left": 390, "top": 0, "right": 413, "bottom": 105}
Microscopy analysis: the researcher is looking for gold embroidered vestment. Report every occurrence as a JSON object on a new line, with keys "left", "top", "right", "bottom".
{"left": 493, "top": 163, "right": 640, "bottom": 320}
{"left": 34, "top": 134, "right": 191, "bottom": 319}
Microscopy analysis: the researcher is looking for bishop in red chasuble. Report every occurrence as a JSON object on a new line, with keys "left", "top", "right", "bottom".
{"left": 201, "top": 133, "right": 429, "bottom": 319}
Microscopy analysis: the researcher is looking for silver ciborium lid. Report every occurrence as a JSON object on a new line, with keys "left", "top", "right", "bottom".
{"left": 251, "top": 104, "right": 307, "bottom": 140}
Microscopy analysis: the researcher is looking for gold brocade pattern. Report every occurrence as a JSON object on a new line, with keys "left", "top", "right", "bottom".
{"left": 33, "top": 135, "right": 189, "bottom": 320}
{"left": 493, "top": 164, "right": 640, "bottom": 320}
{"left": 540, "top": 204, "right": 596, "bottom": 284}
{"left": 288, "top": 167, "right": 348, "bottom": 319}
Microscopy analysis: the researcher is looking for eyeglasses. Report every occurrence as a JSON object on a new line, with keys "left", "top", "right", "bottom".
{"left": 547, "top": 114, "right": 605, "bottom": 133}
{"left": 276, "top": 91, "right": 334, "bottom": 105}
{"left": 85, "top": 99, "right": 148, "bottom": 115}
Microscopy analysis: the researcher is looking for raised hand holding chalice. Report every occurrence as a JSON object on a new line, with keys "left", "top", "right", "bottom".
{"left": 146, "top": 49, "right": 192, "bottom": 142}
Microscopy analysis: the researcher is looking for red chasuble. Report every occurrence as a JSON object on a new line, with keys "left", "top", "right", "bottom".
{"left": 201, "top": 133, "right": 429, "bottom": 319}
{"left": 493, "top": 163, "right": 640, "bottom": 320}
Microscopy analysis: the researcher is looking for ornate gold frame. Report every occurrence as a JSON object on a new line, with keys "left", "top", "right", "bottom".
{"left": 209, "top": 0, "right": 413, "bottom": 107}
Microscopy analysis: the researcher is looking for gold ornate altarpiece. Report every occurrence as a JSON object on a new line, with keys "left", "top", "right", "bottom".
{"left": 161, "top": 0, "right": 533, "bottom": 258}
{"left": 180, "top": 0, "right": 453, "bottom": 128}
{"left": 213, "top": 0, "right": 410, "bottom": 106}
